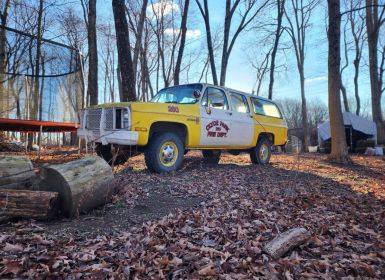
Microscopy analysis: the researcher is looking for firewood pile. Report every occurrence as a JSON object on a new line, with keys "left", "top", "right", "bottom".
{"left": 0, "top": 155, "right": 115, "bottom": 222}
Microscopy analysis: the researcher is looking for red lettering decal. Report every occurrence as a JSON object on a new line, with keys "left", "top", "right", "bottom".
{"left": 168, "top": 106, "right": 179, "bottom": 113}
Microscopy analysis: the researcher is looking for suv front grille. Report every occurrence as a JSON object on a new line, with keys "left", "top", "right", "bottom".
{"left": 86, "top": 108, "right": 102, "bottom": 130}
{"left": 105, "top": 108, "right": 114, "bottom": 130}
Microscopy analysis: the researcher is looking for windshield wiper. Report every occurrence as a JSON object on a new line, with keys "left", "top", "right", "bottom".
{"left": 164, "top": 101, "right": 178, "bottom": 104}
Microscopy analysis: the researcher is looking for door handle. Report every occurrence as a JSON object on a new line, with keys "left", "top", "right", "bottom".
{"left": 225, "top": 111, "right": 233, "bottom": 116}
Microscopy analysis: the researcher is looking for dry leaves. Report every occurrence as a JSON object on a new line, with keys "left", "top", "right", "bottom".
{"left": 0, "top": 152, "right": 384, "bottom": 278}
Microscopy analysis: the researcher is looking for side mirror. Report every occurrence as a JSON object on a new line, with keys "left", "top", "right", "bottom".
{"left": 210, "top": 98, "right": 225, "bottom": 108}
{"left": 193, "top": 90, "right": 201, "bottom": 99}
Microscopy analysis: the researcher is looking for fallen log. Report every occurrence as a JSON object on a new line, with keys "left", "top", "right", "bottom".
{"left": 263, "top": 227, "right": 310, "bottom": 259}
{"left": 0, "top": 189, "right": 58, "bottom": 221}
{"left": 39, "top": 156, "right": 115, "bottom": 217}
{"left": 0, "top": 156, "right": 35, "bottom": 190}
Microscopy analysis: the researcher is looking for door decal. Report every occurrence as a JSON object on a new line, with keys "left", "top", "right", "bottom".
{"left": 206, "top": 120, "right": 230, "bottom": 138}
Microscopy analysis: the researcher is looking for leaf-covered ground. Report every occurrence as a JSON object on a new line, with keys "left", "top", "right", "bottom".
{"left": 1, "top": 151, "right": 385, "bottom": 279}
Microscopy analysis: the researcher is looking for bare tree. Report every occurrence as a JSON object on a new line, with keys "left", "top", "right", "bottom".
{"left": 196, "top": 0, "right": 269, "bottom": 86}
{"left": 112, "top": 0, "right": 136, "bottom": 101}
{"left": 327, "top": 0, "right": 349, "bottom": 163}
{"left": 268, "top": 0, "right": 285, "bottom": 100}
{"left": 284, "top": 0, "right": 318, "bottom": 150}
{"left": 365, "top": 0, "right": 385, "bottom": 144}
{"left": 251, "top": 50, "right": 271, "bottom": 96}
{"left": 340, "top": 19, "right": 350, "bottom": 112}
{"left": 0, "top": 0, "right": 11, "bottom": 118}
{"left": 346, "top": 0, "right": 366, "bottom": 115}
{"left": 174, "top": 0, "right": 190, "bottom": 85}
{"left": 81, "top": 0, "right": 98, "bottom": 105}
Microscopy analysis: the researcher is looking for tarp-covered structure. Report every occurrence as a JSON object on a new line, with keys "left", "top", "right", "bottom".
{"left": 318, "top": 112, "right": 377, "bottom": 152}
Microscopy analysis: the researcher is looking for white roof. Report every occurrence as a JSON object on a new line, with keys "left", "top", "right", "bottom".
{"left": 318, "top": 112, "right": 377, "bottom": 141}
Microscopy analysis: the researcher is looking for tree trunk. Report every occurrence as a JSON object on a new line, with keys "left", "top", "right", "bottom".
{"left": 39, "top": 156, "right": 115, "bottom": 217}
{"left": 327, "top": 0, "right": 349, "bottom": 163}
{"left": 268, "top": 0, "right": 285, "bottom": 100}
{"left": 112, "top": 0, "right": 136, "bottom": 102}
{"left": 353, "top": 58, "right": 361, "bottom": 115}
{"left": 0, "top": 0, "right": 11, "bottom": 118}
{"left": 0, "top": 189, "right": 58, "bottom": 222}
{"left": 87, "top": 0, "right": 98, "bottom": 105}
{"left": 0, "top": 156, "right": 35, "bottom": 190}
{"left": 366, "top": 0, "right": 385, "bottom": 144}
{"left": 340, "top": 82, "right": 350, "bottom": 112}
{"left": 174, "top": 0, "right": 190, "bottom": 85}
{"left": 264, "top": 227, "right": 310, "bottom": 259}
{"left": 132, "top": 0, "right": 148, "bottom": 77}
{"left": 196, "top": 0, "right": 218, "bottom": 85}
{"left": 300, "top": 70, "right": 310, "bottom": 150}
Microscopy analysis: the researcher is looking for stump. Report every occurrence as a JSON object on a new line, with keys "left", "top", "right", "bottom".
{"left": 39, "top": 156, "right": 115, "bottom": 217}
{"left": 0, "top": 156, "right": 35, "bottom": 190}
{"left": 0, "top": 189, "right": 58, "bottom": 222}
{"left": 263, "top": 227, "right": 310, "bottom": 259}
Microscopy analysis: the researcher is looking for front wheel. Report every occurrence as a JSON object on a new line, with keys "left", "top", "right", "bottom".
{"left": 145, "top": 132, "right": 184, "bottom": 173}
{"left": 250, "top": 137, "right": 272, "bottom": 165}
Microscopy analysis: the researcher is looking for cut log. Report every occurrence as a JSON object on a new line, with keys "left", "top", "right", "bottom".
{"left": 0, "top": 189, "right": 58, "bottom": 221}
{"left": 263, "top": 227, "right": 310, "bottom": 259}
{"left": 0, "top": 156, "right": 35, "bottom": 190}
{"left": 39, "top": 156, "right": 115, "bottom": 217}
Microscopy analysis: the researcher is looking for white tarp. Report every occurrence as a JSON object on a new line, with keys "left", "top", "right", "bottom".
{"left": 318, "top": 112, "right": 377, "bottom": 141}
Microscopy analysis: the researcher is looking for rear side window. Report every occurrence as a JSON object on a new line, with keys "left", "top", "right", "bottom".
{"left": 230, "top": 92, "right": 249, "bottom": 113}
{"left": 251, "top": 98, "right": 282, "bottom": 118}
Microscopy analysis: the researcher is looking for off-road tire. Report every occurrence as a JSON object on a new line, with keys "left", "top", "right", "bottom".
{"left": 250, "top": 137, "right": 272, "bottom": 165}
{"left": 145, "top": 132, "right": 184, "bottom": 173}
{"left": 95, "top": 144, "right": 129, "bottom": 165}
{"left": 202, "top": 150, "right": 221, "bottom": 164}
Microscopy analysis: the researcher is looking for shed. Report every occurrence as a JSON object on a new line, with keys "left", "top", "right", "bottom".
{"left": 317, "top": 112, "right": 377, "bottom": 152}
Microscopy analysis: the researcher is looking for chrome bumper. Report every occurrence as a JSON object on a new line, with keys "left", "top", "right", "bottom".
{"left": 78, "top": 129, "right": 138, "bottom": 145}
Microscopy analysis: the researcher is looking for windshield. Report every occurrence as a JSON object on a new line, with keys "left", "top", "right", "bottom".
{"left": 151, "top": 84, "right": 203, "bottom": 104}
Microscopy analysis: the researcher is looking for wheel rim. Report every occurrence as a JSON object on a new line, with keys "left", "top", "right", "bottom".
{"left": 159, "top": 141, "right": 178, "bottom": 167}
{"left": 259, "top": 143, "right": 269, "bottom": 161}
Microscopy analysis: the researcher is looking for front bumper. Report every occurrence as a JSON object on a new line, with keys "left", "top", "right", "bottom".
{"left": 78, "top": 129, "right": 138, "bottom": 145}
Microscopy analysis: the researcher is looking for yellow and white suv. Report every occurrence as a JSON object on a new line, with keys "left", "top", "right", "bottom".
{"left": 78, "top": 83, "right": 288, "bottom": 173}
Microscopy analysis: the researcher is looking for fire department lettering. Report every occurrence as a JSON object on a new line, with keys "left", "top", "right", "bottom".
{"left": 206, "top": 120, "right": 229, "bottom": 137}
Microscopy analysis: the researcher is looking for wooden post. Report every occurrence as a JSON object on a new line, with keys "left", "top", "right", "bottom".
{"left": 38, "top": 125, "right": 42, "bottom": 160}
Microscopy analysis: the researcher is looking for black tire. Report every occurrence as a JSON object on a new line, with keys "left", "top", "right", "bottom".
{"left": 250, "top": 137, "right": 272, "bottom": 165}
{"left": 145, "top": 132, "right": 184, "bottom": 173}
{"left": 95, "top": 144, "right": 129, "bottom": 165}
{"left": 202, "top": 150, "right": 221, "bottom": 164}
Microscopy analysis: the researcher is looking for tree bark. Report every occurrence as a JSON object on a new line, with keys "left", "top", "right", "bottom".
{"left": 0, "top": 190, "right": 58, "bottom": 222}
{"left": 300, "top": 69, "right": 310, "bottom": 149}
{"left": 263, "top": 227, "right": 310, "bottom": 259}
{"left": 39, "top": 156, "right": 115, "bottom": 217}
{"left": 0, "top": 0, "right": 11, "bottom": 118}
{"left": 87, "top": 0, "right": 98, "bottom": 105}
{"left": 327, "top": 0, "right": 349, "bottom": 163}
{"left": 112, "top": 0, "right": 136, "bottom": 101}
{"left": 132, "top": 0, "right": 148, "bottom": 78}
{"left": 0, "top": 156, "right": 35, "bottom": 190}
{"left": 366, "top": 0, "right": 385, "bottom": 144}
{"left": 174, "top": 0, "right": 190, "bottom": 85}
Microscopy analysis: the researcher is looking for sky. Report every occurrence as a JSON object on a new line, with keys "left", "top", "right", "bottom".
{"left": 66, "top": 0, "right": 378, "bottom": 111}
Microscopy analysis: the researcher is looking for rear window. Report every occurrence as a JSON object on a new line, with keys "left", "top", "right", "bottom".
{"left": 251, "top": 98, "right": 282, "bottom": 118}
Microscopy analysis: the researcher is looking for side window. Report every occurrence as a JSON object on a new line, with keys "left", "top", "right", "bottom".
{"left": 251, "top": 98, "right": 282, "bottom": 118}
{"left": 201, "top": 87, "right": 229, "bottom": 110}
{"left": 230, "top": 92, "right": 250, "bottom": 113}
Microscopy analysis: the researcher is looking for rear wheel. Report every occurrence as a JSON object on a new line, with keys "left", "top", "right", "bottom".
{"left": 145, "top": 132, "right": 184, "bottom": 173}
{"left": 202, "top": 150, "right": 221, "bottom": 164}
{"left": 250, "top": 137, "right": 271, "bottom": 165}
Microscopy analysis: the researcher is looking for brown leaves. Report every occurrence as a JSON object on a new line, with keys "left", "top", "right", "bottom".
{"left": 1, "top": 153, "right": 385, "bottom": 278}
